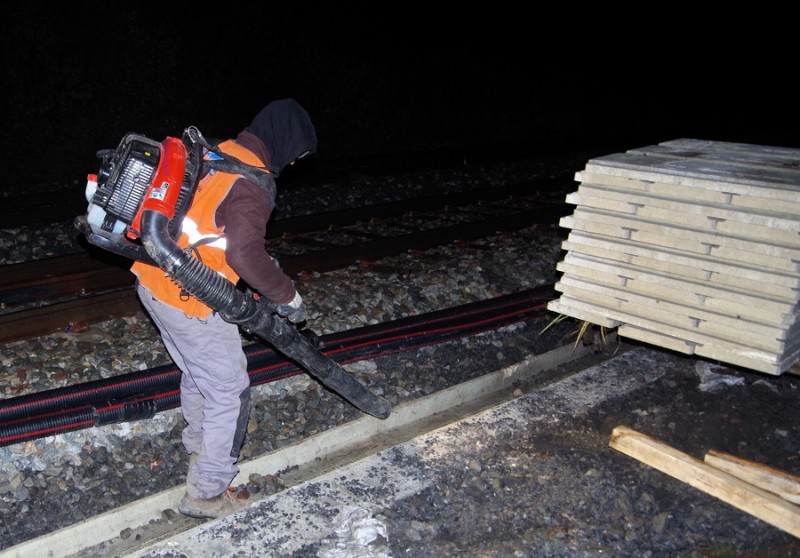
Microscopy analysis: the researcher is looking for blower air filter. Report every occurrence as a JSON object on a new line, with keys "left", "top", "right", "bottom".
{"left": 85, "top": 134, "right": 162, "bottom": 236}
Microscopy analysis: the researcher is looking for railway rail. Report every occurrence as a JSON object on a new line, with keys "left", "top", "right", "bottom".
{"left": 0, "top": 179, "right": 571, "bottom": 343}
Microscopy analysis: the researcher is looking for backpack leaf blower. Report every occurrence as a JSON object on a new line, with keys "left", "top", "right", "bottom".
{"left": 75, "top": 127, "right": 392, "bottom": 419}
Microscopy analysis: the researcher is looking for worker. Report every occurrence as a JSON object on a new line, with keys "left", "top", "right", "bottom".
{"left": 131, "top": 98, "right": 317, "bottom": 518}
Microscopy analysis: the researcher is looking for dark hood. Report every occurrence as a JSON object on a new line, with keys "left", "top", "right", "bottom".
{"left": 245, "top": 98, "right": 317, "bottom": 177}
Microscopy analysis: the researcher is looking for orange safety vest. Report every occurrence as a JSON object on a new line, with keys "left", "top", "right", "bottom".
{"left": 132, "top": 140, "right": 268, "bottom": 319}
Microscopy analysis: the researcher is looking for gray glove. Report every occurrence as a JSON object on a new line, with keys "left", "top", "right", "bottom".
{"left": 276, "top": 291, "right": 307, "bottom": 324}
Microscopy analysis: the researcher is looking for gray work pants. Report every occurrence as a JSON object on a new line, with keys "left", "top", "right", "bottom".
{"left": 137, "top": 284, "right": 251, "bottom": 499}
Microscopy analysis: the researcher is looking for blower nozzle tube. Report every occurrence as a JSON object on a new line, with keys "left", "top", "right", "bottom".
{"left": 140, "top": 209, "right": 391, "bottom": 419}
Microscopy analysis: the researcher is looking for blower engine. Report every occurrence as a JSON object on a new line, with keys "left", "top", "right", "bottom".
{"left": 76, "top": 129, "right": 202, "bottom": 265}
{"left": 75, "top": 127, "right": 392, "bottom": 420}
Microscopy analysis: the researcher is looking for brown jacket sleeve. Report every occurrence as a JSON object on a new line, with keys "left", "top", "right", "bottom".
{"left": 216, "top": 178, "right": 297, "bottom": 305}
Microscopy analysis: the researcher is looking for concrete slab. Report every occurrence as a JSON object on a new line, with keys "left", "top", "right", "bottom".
{"left": 126, "top": 346, "right": 669, "bottom": 558}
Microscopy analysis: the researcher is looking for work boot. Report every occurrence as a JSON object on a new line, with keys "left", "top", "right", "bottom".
{"left": 178, "top": 487, "right": 248, "bottom": 519}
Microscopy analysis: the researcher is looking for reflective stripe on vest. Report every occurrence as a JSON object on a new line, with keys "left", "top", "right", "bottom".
{"left": 182, "top": 217, "right": 227, "bottom": 251}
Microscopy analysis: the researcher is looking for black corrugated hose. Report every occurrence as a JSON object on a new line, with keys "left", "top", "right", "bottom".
{"left": 0, "top": 285, "right": 555, "bottom": 446}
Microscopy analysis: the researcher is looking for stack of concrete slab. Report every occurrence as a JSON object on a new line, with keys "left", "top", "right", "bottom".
{"left": 548, "top": 138, "right": 800, "bottom": 375}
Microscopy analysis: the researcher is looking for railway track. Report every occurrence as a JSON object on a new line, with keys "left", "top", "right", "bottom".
{"left": 0, "top": 167, "right": 590, "bottom": 556}
{"left": 0, "top": 179, "right": 571, "bottom": 343}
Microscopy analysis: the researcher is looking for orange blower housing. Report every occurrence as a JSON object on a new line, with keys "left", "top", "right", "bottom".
{"left": 126, "top": 136, "right": 188, "bottom": 240}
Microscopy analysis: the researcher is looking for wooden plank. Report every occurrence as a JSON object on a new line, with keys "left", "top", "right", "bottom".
{"left": 617, "top": 324, "right": 793, "bottom": 374}
{"left": 559, "top": 139, "right": 800, "bottom": 374}
{"left": 617, "top": 324, "right": 800, "bottom": 375}
{"left": 613, "top": 324, "right": 697, "bottom": 355}
{"left": 559, "top": 230, "right": 800, "bottom": 285}
{"left": 555, "top": 252, "right": 797, "bottom": 323}
{"left": 569, "top": 181, "right": 800, "bottom": 226}
{"left": 566, "top": 207, "right": 800, "bottom": 258}
{"left": 584, "top": 152, "right": 800, "bottom": 193}
{"left": 560, "top": 231, "right": 800, "bottom": 301}
{"left": 554, "top": 274, "right": 798, "bottom": 344}
{"left": 555, "top": 277, "right": 800, "bottom": 360}
{"left": 609, "top": 425, "right": 800, "bottom": 537}
{"left": 658, "top": 139, "right": 800, "bottom": 162}
{"left": 566, "top": 185, "right": 800, "bottom": 246}
{"left": 704, "top": 450, "right": 800, "bottom": 505}
{"left": 554, "top": 280, "right": 800, "bottom": 363}
{"left": 554, "top": 276, "right": 796, "bottom": 353}
{"left": 617, "top": 323, "right": 800, "bottom": 375}
{"left": 550, "top": 294, "right": 794, "bottom": 374}
{"left": 628, "top": 141, "right": 800, "bottom": 172}
{"left": 545, "top": 298, "right": 621, "bottom": 329}
{"left": 559, "top": 240, "right": 799, "bottom": 302}
{"left": 575, "top": 170, "right": 800, "bottom": 215}
{"left": 560, "top": 213, "right": 800, "bottom": 273}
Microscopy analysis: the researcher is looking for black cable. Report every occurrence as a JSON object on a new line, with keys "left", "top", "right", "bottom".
{"left": 0, "top": 286, "right": 556, "bottom": 446}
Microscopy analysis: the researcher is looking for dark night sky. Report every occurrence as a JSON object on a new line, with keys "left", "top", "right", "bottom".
{"left": 2, "top": 3, "right": 797, "bottom": 190}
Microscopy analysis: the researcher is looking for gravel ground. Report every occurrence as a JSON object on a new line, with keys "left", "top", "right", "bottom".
{"left": 375, "top": 347, "right": 800, "bottom": 558}
{"left": 3, "top": 149, "right": 799, "bottom": 557}
{"left": 0, "top": 154, "right": 580, "bottom": 553}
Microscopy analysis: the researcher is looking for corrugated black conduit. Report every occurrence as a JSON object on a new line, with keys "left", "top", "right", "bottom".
{"left": 0, "top": 285, "right": 556, "bottom": 446}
